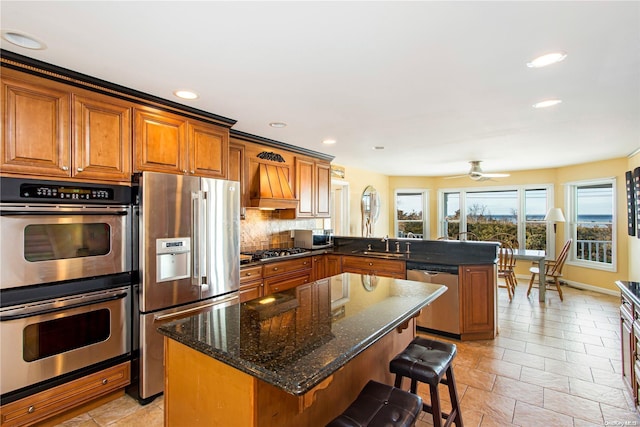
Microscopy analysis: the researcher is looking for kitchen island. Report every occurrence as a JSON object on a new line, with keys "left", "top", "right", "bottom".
{"left": 158, "top": 273, "right": 446, "bottom": 427}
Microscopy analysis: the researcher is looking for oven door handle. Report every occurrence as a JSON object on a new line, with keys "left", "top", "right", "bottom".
{"left": 0, "top": 210, "right": 128, "bottom": 216}
{"left": 0, "top": 292, "right": 127, "bottom": 321}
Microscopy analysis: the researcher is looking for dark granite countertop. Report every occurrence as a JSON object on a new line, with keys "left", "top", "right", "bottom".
{"left": 158, "top": 273, "right": 446, "bottom": 396}
{"left": 616, "top": 280, "right": 640, "bottom": 305}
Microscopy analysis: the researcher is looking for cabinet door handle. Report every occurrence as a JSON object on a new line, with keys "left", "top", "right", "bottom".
{"left": 102, "top": 378, "right": 108, "bottom": 385}
{"left": 28, "top": 406, "right": 35, "bottom": 414}
{"left": 303, "top": 261, "right": 308, "bottom": 265}
{"left": 77, "top": 167, "right": 83, "bottom": 172}
{"left": 61, "top": 166, "right": 69, "bottom": 171}
{"left": 369, "top": 262, "right": 373, "bottom": 266}
{"left": 183, "top": 169, "right": 187, "bottom": 173}
{"left": 190, "top": 170, "right": 195, "bottom": 174}
{"left": 273, "top": 267, "right": 278, "bottom": 271}
{"left": 246, "top": 272, "right": 251, "bottom": 276}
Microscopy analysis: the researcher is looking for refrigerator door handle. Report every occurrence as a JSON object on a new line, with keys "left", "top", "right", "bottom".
{"left": 201, "top": 190, "right": 209, "bottom": 289}
{"left": 191, "top": 191, "right": 202, "bottom": 286}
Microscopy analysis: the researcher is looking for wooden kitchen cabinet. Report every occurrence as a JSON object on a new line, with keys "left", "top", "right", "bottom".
{"left": 134, "top": 106, "right": 228, "bottom": 178}
{"left": 240, "top": 265, "right": 263, "bottom": 303}
{"left": 229, "top": 141, "right": 247, "bottom": 217}
{"left": 341, "top": 255, "right": 405, "bottom": 279}
{"left": 263, "top": 257, "right": 312, "bottom": 295}
{"left": 312, "top": 254, "right": 327, "bottom": 280}
{"left": 1, "top": 70, "right": 132, "bottom": 182}
{"left": 460, "top": 264, "right": 496, "bottom": 340}
{"left": 0, "top": 362, "right": 130, "bottom": 427}
{"left": 325, "top": 254, "right": 342, "bottom": 277}
{"left": 295, "top": 157, "right": 330, "bottom": 218}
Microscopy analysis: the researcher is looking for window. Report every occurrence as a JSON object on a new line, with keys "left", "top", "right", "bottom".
{"left": 440, "top": 185, "right": 552, "bottom": 252}
{"left": 566, "top": 179, "right": 616, "bottom": 270}
{"left": 395, "top": 190, "right": 428, "bottom": 238}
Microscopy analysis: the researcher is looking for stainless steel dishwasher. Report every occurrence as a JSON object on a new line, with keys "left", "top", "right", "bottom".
{"left": 406, "top": 262, "right": 460, "bottom": 336}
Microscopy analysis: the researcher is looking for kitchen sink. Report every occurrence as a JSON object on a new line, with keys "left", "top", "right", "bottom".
{"left": 360, "top": 251, "right": 406, "bottom": 259}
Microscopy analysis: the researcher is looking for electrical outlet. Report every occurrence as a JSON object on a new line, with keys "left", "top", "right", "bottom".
{"left": 290, "top": 230, "right": 295, "bottom": 238}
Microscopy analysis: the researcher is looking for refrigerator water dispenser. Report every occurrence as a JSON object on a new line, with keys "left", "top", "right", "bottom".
{"left": 156, "top": 237, "right": 191, "bottom": 282}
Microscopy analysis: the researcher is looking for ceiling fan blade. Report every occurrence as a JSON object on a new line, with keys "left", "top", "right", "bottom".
{"left": 443, "top": 174, "right": 470, "bottom": 179}
{"left": 478, "top": 172, "right": 510, "bottom": 178}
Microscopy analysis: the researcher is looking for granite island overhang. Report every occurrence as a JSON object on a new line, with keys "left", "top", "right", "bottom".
{"left": 158, "top": 273, "right": 446, "bottom": 427}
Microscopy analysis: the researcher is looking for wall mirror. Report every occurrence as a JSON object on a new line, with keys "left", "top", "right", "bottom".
{"left": 361, "top": 185, "right": 380, "bottom": 237}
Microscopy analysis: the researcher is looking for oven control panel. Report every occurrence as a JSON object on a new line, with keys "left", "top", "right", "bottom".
{"left": 20, "top": 184, "right": 114, "bottom": 201}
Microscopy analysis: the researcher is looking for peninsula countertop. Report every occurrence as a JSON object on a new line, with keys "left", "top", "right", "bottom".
{"left": 157, "top": 273, "right": 446, "bottom": 396}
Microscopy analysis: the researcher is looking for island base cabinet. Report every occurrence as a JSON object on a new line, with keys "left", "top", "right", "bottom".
{"left": 164, "top": 319, "right": 416, "bottom": 427}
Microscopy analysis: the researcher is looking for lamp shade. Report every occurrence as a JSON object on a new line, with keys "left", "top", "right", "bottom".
{"left": 544, "top": 207, "right": 565, "bottom": 223}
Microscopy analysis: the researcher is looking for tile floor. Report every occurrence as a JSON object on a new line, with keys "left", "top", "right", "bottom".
{"left": 56, "top": 283, "right": 640, "bottom": 426}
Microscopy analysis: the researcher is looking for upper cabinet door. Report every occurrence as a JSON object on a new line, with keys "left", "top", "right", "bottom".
{"left": 296, "top": 157, "right": 315, "bottom": 217}
{"left": 1, "top": 76, "right": 71, "bottom": 177}
{"left": 188, "top": 120, "right": 228, "bottom": 178}
{"left": 134, "top": 108, "right": 187, "bottom": 174}
{"left": 315, "top": 161, "right": 331, "bottom": 218}
{"left": 73, "top": 93, "right": 132, "bottom": 181}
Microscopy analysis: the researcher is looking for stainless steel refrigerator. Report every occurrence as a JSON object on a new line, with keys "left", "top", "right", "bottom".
{"left": 129, "top": 171, "right": 240, "bottom": 403}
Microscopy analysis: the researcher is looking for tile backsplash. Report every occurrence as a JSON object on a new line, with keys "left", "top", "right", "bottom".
{"left": 240, "top": 209, "right": 321, "bottom": 252}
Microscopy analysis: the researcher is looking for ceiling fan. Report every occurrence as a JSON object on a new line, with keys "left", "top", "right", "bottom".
{"left": 445, "top": 161, "right": 510, "bottom": 181}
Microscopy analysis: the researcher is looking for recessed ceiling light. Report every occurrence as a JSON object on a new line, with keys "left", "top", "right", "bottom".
{"left": 372, "top": 146, "right": 385, "bottom": 150}
{"left": 527, "top": 52, "right": 567, "bottom": 68}
{"left": 269, "top": 122, "right": 287, "bottom": 128}
{"left": 322, "top": 139, "right": 337, "bottom": 145}
{"left": 533, "top": 99, "right": 562, "bottom": 108}
{"left": 173, "top": 90, "right": 198, "bottom": 100}
{"left": 1, "top": 30, "right": 46, "bottom": 50}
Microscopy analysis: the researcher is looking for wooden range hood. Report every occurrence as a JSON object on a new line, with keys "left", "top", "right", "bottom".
{"left": 249, "top": 163, "right": 298, "bottom": 209}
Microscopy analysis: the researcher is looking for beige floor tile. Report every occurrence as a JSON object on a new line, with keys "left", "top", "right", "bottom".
{"left": 512, "top": 401, "right": 574, "bottom": 427}
{"left": 523, "top": 342, "right": 567, "bottom": 361}
{"left": 56, "top": 414, "right": 99, "bottom": 427}
{"left": 492, "top": 376, "right": 543, "bottom": 407}
{"left": 501, "top": 349, "right": 545, "bottom": 370}
{"left": 565, "top": 349, "right": 615, "bottom": 371}
{"left": 88, "top": 394, "right": 141, "bottom": 425}
{"left": 569, "top": 377, "right": 633, "bottom": 410}
{"left": 600, "top": 401, "right": 640, "bottom": 425}
{"left": 542, "top": 388, "right": 603, "bottom": 423}
{"left": 107, "top": 403, "right": 163, "bottom": 427}
{"left": 544, "top": 358, "right": 594, "bottom": 381}
{"left": 461, "top": 386, "right": 516, "bottom": 423}
{"left": 455, "top": 366, "right": 497, "bottom": 392}
{"left": 476, "top": 357, "right": 522, "bottom": 380}
{"left": 519, "top": 366, "right": 570, "bottom": 393}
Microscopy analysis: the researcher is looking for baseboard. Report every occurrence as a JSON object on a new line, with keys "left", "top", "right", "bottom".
{"left": 514, "top": 274, "right": 619, "bottom": 297}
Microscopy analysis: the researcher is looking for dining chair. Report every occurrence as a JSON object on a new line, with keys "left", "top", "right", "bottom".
{"left": 488, "top": 233, "right": 520, "bottom": 286}
{"left": 456, "top": 232, "right": 479, "bottom": 241}
{"left": 527, "top": 238, "right": 573, "bottom": 301}
{"left": 497, "top": 242, "right": 516, "bottom": 301}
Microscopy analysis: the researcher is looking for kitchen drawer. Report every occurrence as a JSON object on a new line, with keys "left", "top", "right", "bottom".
{"left": 263, "top": 257, "right": 312, "bottom": 278}
{"left": 240, "top": 282, "right": 263, "bottom": 303}
{"left": 264, "top": 271, "right": 313, "bottom": 294}
{"left": 0, "top": 362, "right": 130, "bottom": 427}
{"left": 240, "top": 265, "right": 263, "bottom": 284}
{"left": 341, "top": 255, "right": 406, "bottom": 278}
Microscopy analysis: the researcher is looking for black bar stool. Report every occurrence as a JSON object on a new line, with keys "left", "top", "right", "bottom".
{"left": 326, "top": 380, "right": 422, "bottom": 427}
{"left": 389, "top": 337, "right": 463, "bottom": 427}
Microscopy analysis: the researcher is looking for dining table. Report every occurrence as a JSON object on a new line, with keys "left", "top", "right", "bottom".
{"left": 512, "top": 249, "right": 547, "bottom": 302}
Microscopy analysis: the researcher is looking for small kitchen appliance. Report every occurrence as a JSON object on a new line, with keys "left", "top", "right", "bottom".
{"left": 293, "top": 229, "right": 333, "bottom": 249}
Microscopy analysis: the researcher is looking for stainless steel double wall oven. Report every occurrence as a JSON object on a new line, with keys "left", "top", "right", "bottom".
{"left": 0, "top": 177, "right": 133, "bottom": 404}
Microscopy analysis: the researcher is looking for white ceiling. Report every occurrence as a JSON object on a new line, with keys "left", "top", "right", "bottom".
{"left": 1, "top": 1, "right": 639, "bottom": 177}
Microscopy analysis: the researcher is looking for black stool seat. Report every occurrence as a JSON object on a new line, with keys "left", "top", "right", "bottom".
{"left": 326, "top": 380, "right": 422, "bottom": 427}
{"left": 390, "top": 337, "right": 463, "bottom": 427}
{"left": 390, "top": 337, "right": 456, "bottom": 386}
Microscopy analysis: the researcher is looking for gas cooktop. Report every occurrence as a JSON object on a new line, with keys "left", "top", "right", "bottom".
{"left": 241, "top": 248, "right": 310, "bottom": 264}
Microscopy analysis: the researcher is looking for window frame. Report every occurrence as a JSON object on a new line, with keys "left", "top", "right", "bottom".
{"left": 564, "top": 178, "right": 617, "bottom": 272}
{"left": 394, "top": 189, "right": 429, "bottom": 239}
{"left": 437, "top": 183, "right": 556, "bottom": 255}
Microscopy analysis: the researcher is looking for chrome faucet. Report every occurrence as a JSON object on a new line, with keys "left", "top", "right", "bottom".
{"left": 381, "top": 235, "right": 389, "bottom": 252}
{"left": 395, "top": 241, "right": 401, "bottom": 253}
